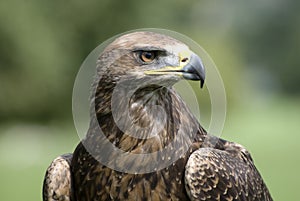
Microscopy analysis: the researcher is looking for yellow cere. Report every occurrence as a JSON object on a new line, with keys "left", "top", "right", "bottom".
{"left": 144, "top": 50, "right": 193, "bottom": 75}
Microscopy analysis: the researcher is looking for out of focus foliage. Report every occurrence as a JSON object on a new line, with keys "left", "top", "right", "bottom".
{"left": 0, "top": 0, "right": 299, "bottom": 122}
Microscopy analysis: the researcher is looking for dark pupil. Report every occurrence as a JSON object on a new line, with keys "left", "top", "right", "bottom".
{"left": 144, "top": 52, "right": 153, "bottom": 59}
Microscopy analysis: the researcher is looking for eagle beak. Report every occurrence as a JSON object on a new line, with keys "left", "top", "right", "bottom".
{"left": 181, "top": 53, "right": 205, "bottom": 88}
{"left": 145, "top": 52, "right": 206, "bottom": 88}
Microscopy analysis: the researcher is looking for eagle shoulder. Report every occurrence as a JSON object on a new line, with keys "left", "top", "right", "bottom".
{"left": 185, "top": 141, "right": 273, "bottom": 201}
{"left": 43, "top": 153, "right": 73, "bottom": 201}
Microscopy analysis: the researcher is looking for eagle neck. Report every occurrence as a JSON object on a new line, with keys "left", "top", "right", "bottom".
{"left": 88, "top": 84, "right": 204, "bottom": 153}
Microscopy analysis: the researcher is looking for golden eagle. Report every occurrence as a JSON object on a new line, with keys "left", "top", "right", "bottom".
{"left": 43, "top": 32, "right": 273, "bottom": 201}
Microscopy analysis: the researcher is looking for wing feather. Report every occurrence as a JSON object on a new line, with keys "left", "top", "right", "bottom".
{"left": 185, "top": 145, "right": 272, "bottom": 201}
{"left": 43, "top": 153, "right": 73, "bottom": 201}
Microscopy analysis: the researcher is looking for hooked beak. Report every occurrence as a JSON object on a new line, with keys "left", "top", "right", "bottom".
{"left": 145, "top": 52, "right": 205, "bottom": 88}
{"left": 181, "top": 53, "right": 205, "bottom": 88}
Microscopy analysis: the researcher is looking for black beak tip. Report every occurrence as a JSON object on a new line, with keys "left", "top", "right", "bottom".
{"left": 200, "top": 79, "right": 204, "bottom": 88}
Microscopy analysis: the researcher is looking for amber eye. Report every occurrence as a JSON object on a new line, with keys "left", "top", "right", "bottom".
{"left": 140, "top": 51, "right": 157, "bottom": 63}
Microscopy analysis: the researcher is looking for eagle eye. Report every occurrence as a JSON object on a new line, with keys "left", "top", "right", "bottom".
{"left": 139, "top": 51, "right": 157, "bottom": 63}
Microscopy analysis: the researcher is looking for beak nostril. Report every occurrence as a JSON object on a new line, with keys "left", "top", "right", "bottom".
{"left": 181, "top": 58, "right": 188, "bottom": 63}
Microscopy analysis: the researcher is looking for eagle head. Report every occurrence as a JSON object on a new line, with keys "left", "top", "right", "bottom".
{"left": 96, "top": 31, "right": 205, "bottom": 88}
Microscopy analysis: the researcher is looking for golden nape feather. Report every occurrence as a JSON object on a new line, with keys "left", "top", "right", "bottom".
{"left": 43, "top": 31, "right": 273, "bottom": 201}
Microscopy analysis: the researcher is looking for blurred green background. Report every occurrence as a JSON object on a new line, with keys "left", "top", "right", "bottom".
{"left": 1, "top": 0, "right": 299, "bottom": 200}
